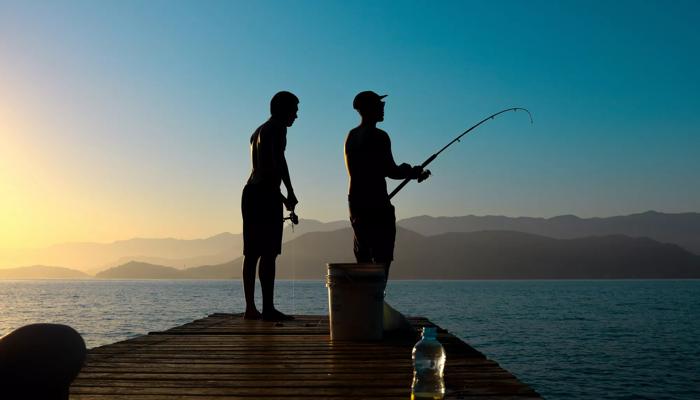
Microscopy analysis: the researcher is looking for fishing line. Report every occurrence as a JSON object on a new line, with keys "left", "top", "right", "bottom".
{"left": 284, "top": 212, "right": 299, "bottom": 315}
{"left": 288, "top": 220, "right": 296, "bottom": 315}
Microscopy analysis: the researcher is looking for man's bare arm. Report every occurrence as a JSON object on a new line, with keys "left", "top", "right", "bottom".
{"left": 280, "top": 155, "right": 297, "bottom": 211}
{"left": 275, "top": 134, "right": 297, "bottom": 211}
{"left": 384, "top": 133, "right": 415, "bottom": 180}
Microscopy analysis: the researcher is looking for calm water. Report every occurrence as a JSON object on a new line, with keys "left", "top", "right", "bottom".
{"left": 1, "top": 279, "right": 699, "bottom": 399}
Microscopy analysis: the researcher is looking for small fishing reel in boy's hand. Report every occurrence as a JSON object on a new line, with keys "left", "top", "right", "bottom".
{"left": 284, "top": 211, "right": 299, "bottom": 225}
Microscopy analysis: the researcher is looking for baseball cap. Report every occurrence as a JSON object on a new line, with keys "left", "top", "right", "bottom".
{"left": 353, "top": 91, "right": 387, "bottom": 110}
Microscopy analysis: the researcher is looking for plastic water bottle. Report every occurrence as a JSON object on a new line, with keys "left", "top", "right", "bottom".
{"left": 411, "top": 326, "right": 446, "bottom": 400}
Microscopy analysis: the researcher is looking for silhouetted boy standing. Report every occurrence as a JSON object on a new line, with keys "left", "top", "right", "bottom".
{"left": 242, "top": 91, "right": 299, "bottom": 321}
{"left": 344, "top": 91, "right": 428, "bottom": 281}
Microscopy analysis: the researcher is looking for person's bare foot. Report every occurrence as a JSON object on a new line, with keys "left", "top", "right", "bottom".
{"left": 262, "top": 308, "right": 294, "bottom": 321}
{"left": 243, "top": 308, "right": 262, "bottom": 320}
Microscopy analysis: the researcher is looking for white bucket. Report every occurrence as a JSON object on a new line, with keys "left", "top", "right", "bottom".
{"left": 326, "top": 263, "right": 385, "bottom": 341}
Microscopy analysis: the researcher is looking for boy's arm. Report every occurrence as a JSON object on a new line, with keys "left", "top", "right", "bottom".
{"left": 280, "top": 156, "right": 297, "bottom": 211}
{"left": 277, "top": 134, "right": 297, "bottom": 211}
{"left": 383, "top": 133, "right": 418, "bottom": 180}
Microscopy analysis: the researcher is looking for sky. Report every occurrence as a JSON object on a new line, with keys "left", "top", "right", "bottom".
{"left": 1, "top": 0, "right": 699, "bottom": 250}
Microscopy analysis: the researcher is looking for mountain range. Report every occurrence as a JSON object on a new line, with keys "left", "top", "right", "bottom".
{"left": 89, "top": 228, "right": 700, "bottom": 280}
{"left": 2, "top": 211, "right": 699, "bottom": 279}
{"left": 399, "top": 211, "right": 700, "bottom": 254}
{"left": 0, "top": 219, "right": 351, "bottom": 273}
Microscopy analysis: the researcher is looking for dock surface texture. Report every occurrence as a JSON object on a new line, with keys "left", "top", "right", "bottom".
{"left": 70, "top": 313, "right": 541, "bottom": 399}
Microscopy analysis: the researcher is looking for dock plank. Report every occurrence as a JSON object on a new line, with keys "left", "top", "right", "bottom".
{"left": 71, "top": 313, "right": 540, "bottom": 399}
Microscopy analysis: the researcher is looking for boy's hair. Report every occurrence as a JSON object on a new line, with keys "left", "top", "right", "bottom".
{"left": 270, "top": 91, "right": 299, "bottom": 116}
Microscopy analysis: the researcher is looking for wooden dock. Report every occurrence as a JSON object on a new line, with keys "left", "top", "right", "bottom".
{"left": 70, "top": 313, "right": 541, "bottom": 399}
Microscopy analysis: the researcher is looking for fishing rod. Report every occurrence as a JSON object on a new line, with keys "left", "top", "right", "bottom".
{"left": 388, "top": 107, "right": 533, "bottom": 200}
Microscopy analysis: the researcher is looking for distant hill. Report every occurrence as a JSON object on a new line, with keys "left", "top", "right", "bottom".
{"left": 398, "top": 211, "right": 700, "bottom": 254}
{"left": 107, "top": 252, "right": 235, "bottom": 272}
{"left": 99, "top": 220, "right": 350, "bottom": 271}
{"left": 2, "top": 219, "right": 351, "bottom": 273}
{"left": 97, "top": 228, "right": 700, "bottom": 279}
{"left": 0, "top": 265, "right": 90, "bottom": 279}
{"left": 95, "top": 260, "right": 240, "bottom": 280}
{"left": 95, "top": 261, "right": 186, "bottom": 279}
{"left": 271, "top": 228, "right": 700, "bottom": 279}
{"left": 183, "top": 260, "right": 240, "bottom": 279}
{"left": 284, "top": 218, "right": 349, "bottom": 238}
{"left": 395, "top": 231, "right": 700, "bottom": 279}
{"left": 2, "top": 232, "right": 243, "bottom": 272}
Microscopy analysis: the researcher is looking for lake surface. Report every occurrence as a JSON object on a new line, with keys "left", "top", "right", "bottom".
{"left": 1, "top": 279, "right": 699, "bottom": 399}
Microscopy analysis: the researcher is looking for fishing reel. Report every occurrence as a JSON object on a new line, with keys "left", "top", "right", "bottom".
{"left": 284, "top": 211, "right": 299, "bottom": 225}
{"left": 417, "top": 169, "right": 431, "bottom": 183}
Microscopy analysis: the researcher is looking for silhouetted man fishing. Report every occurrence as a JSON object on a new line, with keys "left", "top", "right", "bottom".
{"left": 241, "top": 91, "right": 299, "bottom": 321}
{"left": 344, "top": 91, "right": 429, "bottom": 281}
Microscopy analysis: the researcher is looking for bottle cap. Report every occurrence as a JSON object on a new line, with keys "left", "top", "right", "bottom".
{"left": 422, "top": 327, "right": 437, "bottom": 338}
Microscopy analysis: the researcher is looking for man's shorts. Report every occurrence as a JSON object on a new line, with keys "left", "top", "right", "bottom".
{"left": 242, "top": 184, "right": 283, "bottom": 257}
{"left": 349, "top": 203, "right": 396, "bottom": 263}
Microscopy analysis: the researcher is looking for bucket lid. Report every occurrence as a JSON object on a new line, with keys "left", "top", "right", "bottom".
{"left": 327, "top": 263, "right": 385, "bottom": 279}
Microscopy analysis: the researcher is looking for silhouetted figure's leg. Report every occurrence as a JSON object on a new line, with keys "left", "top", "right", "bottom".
{"left": 242, "top": 255, "right": 262, "bottom": 319}
{"left": 353, "top": 237, "right": 372, "bottom": 263}
{"left": 350, "top": 208, "right": 372, "bottom": 263}
{"left": 259, "top": 254, "right": 276, "bottom": 314}
{"left": 373, "top": 205, "right": 396, "bottom": 283}
{"left": 380, "top": 261, "right": 392, "bottom": 282}
{"left": 0, "top": 323, "right": 86, "bottom": 400}
{"left": 259, "top": 255, "right": 293, "bottom": 321}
